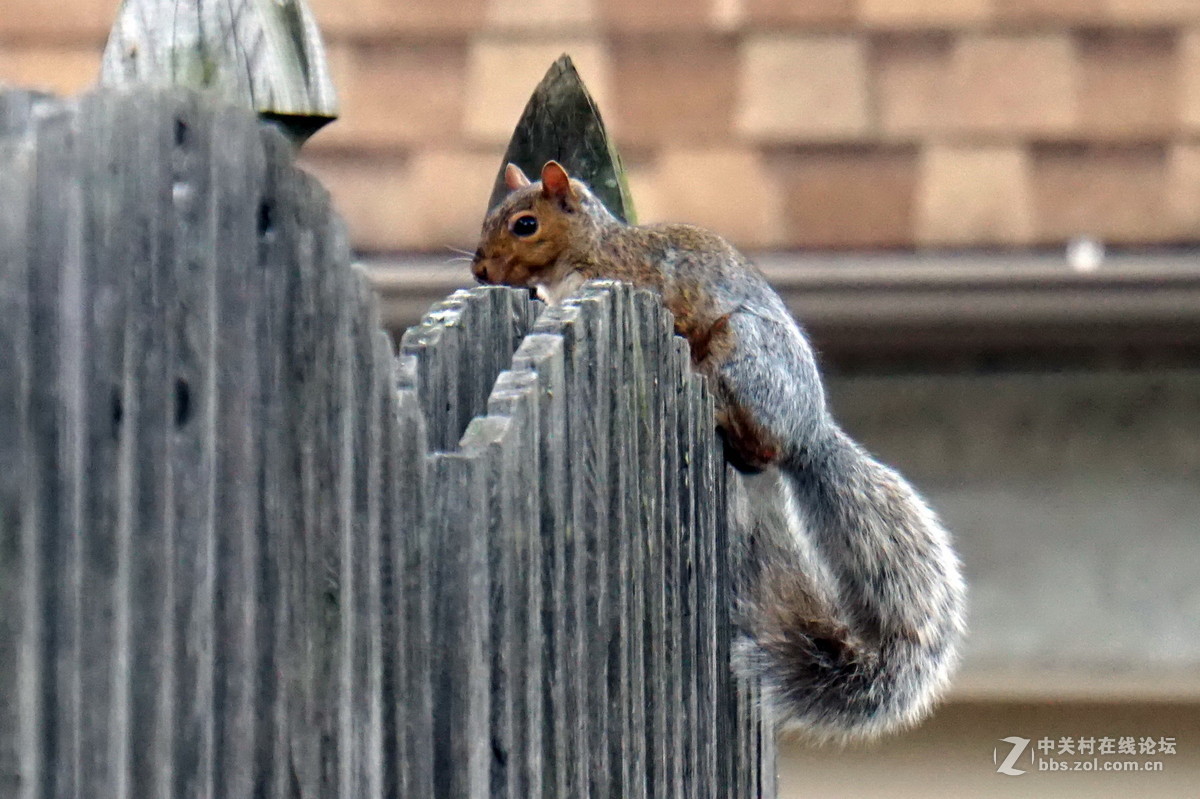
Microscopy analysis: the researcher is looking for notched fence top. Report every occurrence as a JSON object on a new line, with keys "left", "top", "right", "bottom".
{"left": 0, "top": 83, "right": 773, "bottom": 798}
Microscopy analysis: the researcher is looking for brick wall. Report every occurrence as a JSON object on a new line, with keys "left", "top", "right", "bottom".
{"left": 4, "top": 0, "right": 1200, "bottom": 252}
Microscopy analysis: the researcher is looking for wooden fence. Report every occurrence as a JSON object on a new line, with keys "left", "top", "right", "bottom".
{"left": 0, "top": 89, "right": 773, "bottom": 797}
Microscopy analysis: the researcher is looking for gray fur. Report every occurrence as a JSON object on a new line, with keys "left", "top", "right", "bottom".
{"left": 647, "top": 237, "right": 966, "bottom": 741}
{"left": 476, "top": 169, "right": 967, "bottom": 741}
{"left": 720, "top": 282, "right": 965, "bottom": 740}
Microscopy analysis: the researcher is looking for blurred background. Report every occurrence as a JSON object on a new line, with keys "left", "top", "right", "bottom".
{"left": 5, "top": 0, "right": 1199, "bottom": 795}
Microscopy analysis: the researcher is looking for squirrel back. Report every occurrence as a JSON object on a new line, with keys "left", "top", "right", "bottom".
{"left": 473, "top": 162, "right": 966, "bottom": 741}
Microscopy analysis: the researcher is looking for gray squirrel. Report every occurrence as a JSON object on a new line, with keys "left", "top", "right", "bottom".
{"left": 471, "top": 161, "right": 966, "bottom": 741}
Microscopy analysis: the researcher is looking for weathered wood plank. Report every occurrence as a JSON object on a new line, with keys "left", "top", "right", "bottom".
{"left": 117, "top": 91, "right": 177, "bottom": 799}
{"left": 283, "top": 165, "right": 326, "bottom": 799}
{"left": 708, "top": 408, "right": 734, "bottom": 797}
{"left": 400, "top": 286, "right": 540, "bottom": 454}
{"left": 100, "top": 0, "right": 338, "bottom": 140}
{"left": 450, "top": 292, "right": 484, "bottom": 446}
{"left": 60, "top": 90, "right": 128, "bottom": 799}
{"left": 30, "top": 103, "right": 87, "bottom": 799}
{"left": 531, "top": 303, "right": 591, "bottom": 799}
{"left": 660, "top": 330, "right": 687, "bottom": 799}
{"left": 760, "top": 676, "right": 777, "bottom": 798}
{"left": 597, "top": 282, "right": 635, "bottom": 796}
{"left": 0, "top": 113, "right": 38, "bottom": 799}
{"left": 676, "top": 351, "right": 700, "bottom": 799}
{"left": 251, "top": 124, "right": 300, "bottom": 799}
{"left": 400, "top": 298, "right": 463, "bottom": 452}
{"left": 692, "top": 372, "right": 719, "bottom": 799}
{"left": 331, "top": 219, "right": 358, "bottom": 799}
{"left": 560, "top": 287, "right": 613, "bottom": 799}
{"left": 633, "top": 290, "right": 668, "bottom": 799}
{"left": 429, "top": 451, "right": 491, "bottom": 799}
{"left": 509, "top": 333, "right": 569, "bottom": 798}
{"left": 312, "top": 181, "right": 353, "bottom": 799}
{"left": 165, "top": 95, "right": 220, "bottom": 799}
{"left": 0, "top": 86, "right": 773, "bottom": 799}
{"left": 348, "top": 276, "right": 384, "bottom": 799}
{"left": 387, "top": 385, "right": 434, "bottom": 799}
{"left": 0, "top": 91, "right": 55, "bottom": 140}
{"left": 487, "top": 369, "right": 544, "bottom": 799}
{"left": 624, "top": 288, "right": 649, "bottom": 799}
{"left": 458, "top": 412, "right": 518, "bottom": 799}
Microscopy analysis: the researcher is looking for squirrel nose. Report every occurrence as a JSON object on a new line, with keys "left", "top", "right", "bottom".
{"left": 471, "top": 252, "right": 490, "bottom": 283}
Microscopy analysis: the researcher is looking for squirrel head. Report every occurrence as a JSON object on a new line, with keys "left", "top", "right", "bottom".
{"left": 471, "top": 161, "right": 609, "bottom": 288}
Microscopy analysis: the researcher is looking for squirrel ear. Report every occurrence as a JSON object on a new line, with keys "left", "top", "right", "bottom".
{"left": 504, "top": 163, "right": 531, "bottom": 192}
{"left": 540, "top": 161, "right": 576, "bottom": 201}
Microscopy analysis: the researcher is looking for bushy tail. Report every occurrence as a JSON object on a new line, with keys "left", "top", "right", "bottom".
{"left": 733, "top": 430, "right": 965, "bottom": 741}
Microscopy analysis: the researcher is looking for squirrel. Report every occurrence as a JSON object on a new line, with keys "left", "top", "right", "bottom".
{"left": 471, "top": 160, "right": 966, "bottom": 741}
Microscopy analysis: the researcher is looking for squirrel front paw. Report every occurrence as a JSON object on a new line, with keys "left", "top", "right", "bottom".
{"left": 717, "top": 397, "right": 783, "bottom": 474}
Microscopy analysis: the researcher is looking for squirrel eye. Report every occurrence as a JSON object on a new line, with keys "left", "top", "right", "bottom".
{"left": 510, "top": 214, "right": 539, "bottom": 238}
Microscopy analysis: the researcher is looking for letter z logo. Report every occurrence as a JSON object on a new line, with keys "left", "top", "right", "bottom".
{"left": 994, "top": 737, "right": 1030, "bottom": 776}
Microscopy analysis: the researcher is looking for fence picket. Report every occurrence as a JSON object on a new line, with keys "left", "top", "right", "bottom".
{"left": 0, "top": 87, "right": 774, "bottom": 799}
{"left": 253, "top": 124, "right": 309, "bottom": 799}
{"left": 487, "top": 369, "right": 544, "bottom": 799}
{"left": 0, "top": 108, "right": 37, "bottom": 799}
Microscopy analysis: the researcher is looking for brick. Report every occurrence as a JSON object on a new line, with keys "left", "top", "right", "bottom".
{"left": 916, "top": 145, "right": 1033, "bottom": 246}
{"left": 771, "top": 147, "right": 919, "bottom": 248}
{"left": 1180, "top": 31, "right": 1200, "bottom": 132}
{"left": 0, "top": 0, "right": 112, "bottom": 37}
{"left": 298, "top": 153, "right": 417, "bottom": 251}
{"left": 994, "top": 0, "right": 1106, "bottom": 23}
{"left": 1031, "top": 145, "right": 1173, "bottom": 244}
{"left": 1166, "top": 144, "right": 1200, "bottom": 231}
{"left": 1077, "top": 30, "right": 1178, "bottom": 139}
{"left": 1106, "top": 0, "right": 1200, "bottom": 23}
{"left": 598, "top": 0, "right": 712, "bottom": 31}
{"left": 948, "top": 34, "right": 1078, "bottom": 136}
{"left": 873, "top": 33, "right": 953, "bottom": 136}
{"left": 309, "top": 0, "right": 486, "bottom": 37}
{"left": 463, "top": 38, "right": 610, "bottom": 145}
{"left": 643, "top": 147, "right": 784, "bottom": 248}
{"left": 0, "top": 45, "right": 102, "bottom": 96}
{"left": 310, "top": 43, "right": 466, "bottom": 151}
{"left": 404, "top": 149, "right": 501, "bottom": 249}
{"left": 486, "top": 0, "right": 598, "bottom": 31}
{"left": 711, "top": 0, "right": 745, "bottom": 30}
{"left": 858, "top": 0, "right": 992, "bottom": 28}
{"left": 742, "top": 0, "right": 855, "bottom": 27}
{"left": 609, "top": 36, "right": 737, "bottom": 147}
{"left": 300, "top": 149, "right": 500, "bottom": 251}
{"left": 737, "top": 36, "right": 870, "bottom": 142}
{"left": 622, "top": 158, "right": 665, "bottom": 226}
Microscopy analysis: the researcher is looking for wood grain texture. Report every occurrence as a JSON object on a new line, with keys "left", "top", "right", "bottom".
{"left": 100, "top": 0, "right": 338, "bottom": 139}
{"left": 0, "top": 85, "right": 771, "bottom": 799}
